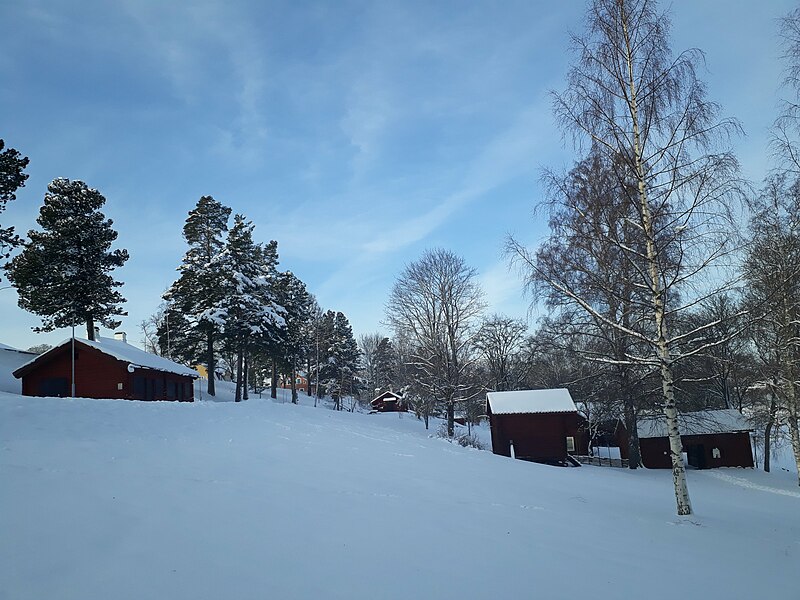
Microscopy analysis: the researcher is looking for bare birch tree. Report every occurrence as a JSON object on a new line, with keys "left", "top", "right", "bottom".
{"left": 744, "top": 173, "right": 800, "bottom": 485}
{"left": 510, "top": 0, "right": 743, "bottom": 515}
{"left": 385, "top": 248, "right": 485, "bottom": 437}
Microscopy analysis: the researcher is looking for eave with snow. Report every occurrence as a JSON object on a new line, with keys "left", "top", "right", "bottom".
{"left": 13, "top": 333, "right": 198, "bottom": 401}
{"left": 486, "top": 389, "right": 587, "bottom": 465}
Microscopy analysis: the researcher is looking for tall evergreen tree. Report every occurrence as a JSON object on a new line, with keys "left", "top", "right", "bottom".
{"left": 0, "top": 139, "right": 29, "bottom": 278}
{"left": 220, "top": 218, "right": 285, "bottom": 402}
{"left": 321, "top": 311, "right": 361, "bottom": 410}
{"left": 273, "top": 271, "right": 312, "bottom": 404}
{"left": 164, "top": 196, "right": 231, "bottom": 396}
{"left": 7, "top": 178, "right": 128, "bottom": 339}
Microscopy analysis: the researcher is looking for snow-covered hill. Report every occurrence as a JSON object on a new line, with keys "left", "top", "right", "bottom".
{"left": 1, "top": 392, "right": 798, "bottom": 600}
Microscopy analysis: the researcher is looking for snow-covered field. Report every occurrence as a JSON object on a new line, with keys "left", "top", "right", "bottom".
{"left": 1, "top": 389, "right": 798, "bottom": 600}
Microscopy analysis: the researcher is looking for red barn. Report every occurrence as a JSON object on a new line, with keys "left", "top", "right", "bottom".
{"left": 635, "top": 409, "right": 754, "bottom": 469}
{"left": 487, "top": 389, "right": 588, "bottom": 465}
{"left": 370, "top": 391, "right": 406, "bottom": 412}
{"left": 13, "top": 333, "right": 197, "bottom": 401}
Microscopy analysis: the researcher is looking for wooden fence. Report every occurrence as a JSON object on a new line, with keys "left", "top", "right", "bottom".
{"left": 574, "top": 455, "right": 629, "bottom": 468}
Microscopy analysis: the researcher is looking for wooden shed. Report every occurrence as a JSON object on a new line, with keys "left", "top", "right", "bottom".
{"left": 487, "top": 389, "right": 588, "bottom": 465}
{"left": 13, "top": 333, "right": 198, "bottom": 401}
{"left": 370, "top": 390, "right": 406, "bottom": 412}
{"left": 635, "top": 409, "right": 754, "bottom": 469}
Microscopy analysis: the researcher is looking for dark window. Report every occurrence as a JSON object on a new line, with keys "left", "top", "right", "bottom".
{"left": 146, "top": 378, "right": 155, "bottom": 401}
{"left": 39, "top": 377, "right": 69, "bottom": 397}
{"left": 166, "top": 380, "right": 176, "bottom": 400}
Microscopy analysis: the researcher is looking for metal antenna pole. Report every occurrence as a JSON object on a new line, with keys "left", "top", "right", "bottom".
{"left": 71, "top": 323, "right": 76, "bottom": 398}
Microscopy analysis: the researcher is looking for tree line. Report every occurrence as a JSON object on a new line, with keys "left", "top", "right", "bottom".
{"left": 0, "top": 160, "right": 361, "bottom": 405}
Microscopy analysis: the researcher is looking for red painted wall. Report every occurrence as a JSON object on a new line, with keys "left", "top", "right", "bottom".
{"left": 19, "top": 342, "right": 193, "bottom": 402}
{"left": 489, "top": 411, "right": 588, "bottom": 463}
{"left": 639, "top": 432, "right": 753, "bottom": 469}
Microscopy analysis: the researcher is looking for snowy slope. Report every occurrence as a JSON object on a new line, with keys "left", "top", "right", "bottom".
{"left": 1, "top": 393, "right": 798, "bottom": 600}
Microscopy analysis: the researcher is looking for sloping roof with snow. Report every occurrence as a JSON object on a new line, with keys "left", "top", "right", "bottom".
{"left": 487, "top": 389, "right": 577, "bottom": 415}
{"left": 13, "top": 336, "right": 198, "bottom": 379}
{"left": 637, "top": 409, "right": 753, "bottom": 439}
{"left": 371, "top": 390, "right": 403, "bottom": 404}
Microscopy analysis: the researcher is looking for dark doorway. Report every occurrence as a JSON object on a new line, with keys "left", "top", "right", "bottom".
{"left": 39, "top": 377, "right": 69, "bottom": 397}
{"left": 686, "top": 444, "right": 706, "bottom": 469}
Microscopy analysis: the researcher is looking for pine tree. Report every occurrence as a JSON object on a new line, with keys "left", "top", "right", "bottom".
{"left": 0, "top": 139, "right": 29, "bottom": 279}
{"left": 273, "top": 271, "right": 312, "bottom": 403}
{"left": 164, "top": 196, "right": 231, "bottom": 396}
{"left": 220, "top": 216, "right": 284, "bottom": 401}
{"left": 373, "top": 337, "right": 396, "bottom": 393}
{"left": 7, "top": 178, "right": 128, "bottom": 339}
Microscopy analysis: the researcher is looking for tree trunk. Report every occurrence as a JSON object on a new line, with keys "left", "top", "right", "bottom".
{"left": 243, "top": 349, "right": 249, "bottom": 400}
{"left": 306, "top": 357, "right": 312, "bottom": 396}
{"left": 788, "top": 398, "right": 800, "bottom": 486}
{"left": 660, "top": 362, "right": 692, "bottom": 515}
{"left": 764, "top": 420, "right": 773, "bottom": 473}
{"left": 270, "top": 360, "right": 277, "bottom": 400}
{"left": 623, "top": 396, "right": 642, "bottom": 469}
{"left": 446, "top": 396, "right": 455, "bottom": 438}
{"left": 235, "top": 345, "right": 243, "bottom": 402}
{"left": 623, "top": 7, "right": 690, "bottom": 513}
{"left": 207, "top": 329, "right": 216, "bottom": 397}
{"left": 291, "top": 361, "right": 298, "bottom": 404}
{"left": 86, "top": 316, "right": 95, "bottom": 341}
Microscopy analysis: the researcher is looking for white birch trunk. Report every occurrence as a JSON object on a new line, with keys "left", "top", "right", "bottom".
{"left": 786, "top": 382, "right": 800, "bottom": 487}
{"left": 622, "top": 3, "right": 692, "bottom": 514}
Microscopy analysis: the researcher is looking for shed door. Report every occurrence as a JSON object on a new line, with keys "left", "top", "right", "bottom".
{"left": 39, "top": 377, "right": 69, "bottom": 397}
{"left": 686, "top": 444, "right": 706, "bottom": 469}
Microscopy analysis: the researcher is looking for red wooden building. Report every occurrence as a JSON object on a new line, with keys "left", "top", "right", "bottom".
{"left": 487, "top": 389, "right": 588, "bottom": 465}
{"left": 13, "top": 333, "right": 198, "bottom": 401}
{"left": 633, "top": 409, "right": 754, "bottom": 469}
{"left": 370, "top": 390, "right": 406, "bottom": 412}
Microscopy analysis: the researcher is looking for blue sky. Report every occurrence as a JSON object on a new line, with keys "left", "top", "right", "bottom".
{"left": 0, "top": 0, "right": 793, "bottom": 350}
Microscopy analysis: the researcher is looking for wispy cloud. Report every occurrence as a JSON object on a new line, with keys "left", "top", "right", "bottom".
{"left": 120, "top": 0, "right": 270, "bottom": 163}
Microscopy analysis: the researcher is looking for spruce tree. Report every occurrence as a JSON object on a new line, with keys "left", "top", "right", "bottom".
{"left": 321, "top": 311, "right": 360, "bottom": 410}
{"left": 7, "top": 178, "right": 128, "bottom": 339}
{"left": 164, "top": 196, "right": 231, "bottom": 396}
{"left": 0, "top": 140, "right": 30, "bottom": 281}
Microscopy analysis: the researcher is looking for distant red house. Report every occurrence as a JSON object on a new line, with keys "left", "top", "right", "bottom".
{"left": 487, "top": 389, "right": 588, "bottom": 465}
{"left": 277, "top": 374, "right": 309, "bottom": 393}
{"left": 370, "top": 391, "right": 406, "bottom": 412}
{"left": 13, "top": 333, "right": 198, "bottom": 401}
{"left": 633, "top": 410, "right": 754, "bottom": 469}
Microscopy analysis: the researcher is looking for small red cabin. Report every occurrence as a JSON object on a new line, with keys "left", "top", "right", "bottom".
{"left": 487, "top": 389, "right": 588, "bottom": 465}
{"left": 634, "top": 409, "right": 754, "bottom": 469}
{"left": 370, "top": 391, "right": 406, "bottom": 412}
{"left": 13, "top": 333, "right": 197, "bottom": 402}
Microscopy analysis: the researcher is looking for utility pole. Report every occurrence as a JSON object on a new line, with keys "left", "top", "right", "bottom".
{"left": 71, "top": 323, "right": 76, "bottom": 398}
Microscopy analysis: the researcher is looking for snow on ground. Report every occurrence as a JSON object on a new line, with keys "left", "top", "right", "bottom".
{"left": 1, "top": 391, "right": 798, "bottom": 600}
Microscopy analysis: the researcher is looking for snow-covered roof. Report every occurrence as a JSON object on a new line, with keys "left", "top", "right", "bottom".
{"left": 14, "top": 336, "right": 198, "bottom": 379}
{"left": 371, "top": 390, "right": 403, "bottom": 404}
{"left": 487, "top": 389, "right": 577, "bottom": 415}
{"left": 637, "top": 409, "right": 752, "bottom": 439}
